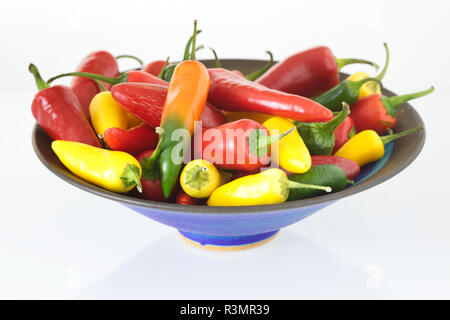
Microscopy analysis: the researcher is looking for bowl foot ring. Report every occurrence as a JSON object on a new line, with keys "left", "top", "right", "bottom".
{"left": 178, "top": 230, "right": 279, "bottom": 251}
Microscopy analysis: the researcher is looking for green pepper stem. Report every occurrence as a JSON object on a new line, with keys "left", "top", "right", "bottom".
{"left": 47, "top": 71, "right": 128, "bottom": 85}
{"left": 387, "top": 87, "right": 435, "bottom": 109}
{"left": 246, "top": 51, "right": 274, "bottom": 81}
{"left": 115, "top": 54, "right": 144, "bottom": 67}
{"left": 380, "top": 126, "right": 423, "bottom": 145}
{"left": 209, "top": 47, "right": 221, "bottom": 68}
{"left": 190, "top": 20, "right": 198, "bottom": 61}
{"left": 94, "top": 79, "right": 107, "bottom": 92}
{"left": 336, "top": 57, "right": 379, "bottom": 71}
{"left": 375, "top": 43, "right": 390, "bottom": 81}
{"left": 350, "top": 77, "right": 383, "bottom": 94}
{"left": 140, "top": 127, "right": 165, "bottom": 181}
{"left": 321, "top": 102, "right": 350, "bottom": 136}
{"left": 286, "top": 180, "right": 332, "bottom": 192}
{"left": 29, "top": 63, "right": 50, "bottom": 90}
{"left": 120, "top": 163, "right": 143, "bottom": 193}
{"left": 158, "top": 56, "right": 170, "bottom": 79}
{"left": 183, "top": 29, "right": 202, "bottom": 60}
{"left": 258, "top": 127, "right": 294, "bottom": 151}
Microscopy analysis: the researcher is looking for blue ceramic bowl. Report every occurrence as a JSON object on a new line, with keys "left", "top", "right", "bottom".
{"left": 32, "top": 59, "right": 426, "bottom": 250}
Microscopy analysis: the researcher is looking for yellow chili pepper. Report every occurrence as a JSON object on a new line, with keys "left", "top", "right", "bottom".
{"left": 346, "top": 43, "right": 389, "bottom": 99}
{"left": 263, "top": 117, "right": 311, "bottom": 173}
{"left": 334, "top": 127, "right": 422, "bottom": 166}
{"left": 52, "top": 140, "right": 142, "bottom": 193}
{"left": 207, "top": 168, "right": 331, "bottom": 206}
{"left": 180, "top": 159, "right": 221, "bottom": 198}
{"left": 90, "top": 91, "right": 128, "bottom": 136}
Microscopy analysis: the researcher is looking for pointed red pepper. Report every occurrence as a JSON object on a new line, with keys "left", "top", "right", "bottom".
{"left": 29, "top": 64, "right": 100, "bottom": 147}
{"left": 207, "top": 68, "right": 333, "bottom": 122}
{"left": 111, "top": 83, "right": 226, "bottom": 129}
{"left": 103, "top": 123, "right": 159, "bottom": 156}
{"left": 256, "top": 46, "right": 378, "bottom": 98}
{"left": 70, "top": 50, "right": 119, "bottom": 119}
{"left": 350, "top": 87, "right": 434, "bottom": 134}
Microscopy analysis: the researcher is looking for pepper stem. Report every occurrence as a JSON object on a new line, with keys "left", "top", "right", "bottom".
{"left": 335, "top": 57, "right": 379, "bottom": 71}
{"left": 47, "top": 71, "right": 128, "bottom": 85}
{"left": 140, "top": 127, "right": 165, "bottom": 181}
{"left": 94, "top": 79, "right": 107, "bottom": 92}
{"left": 286, "top": 180, "right": 332, "bottom": 193}
{"left": 183, "top": 29, "right": 202, "bottom": 60}
{"left": 209, "top": 47, "right": 221, "bottom": 68}
{"left": 375, "top": 43, "right": 390, "bottom": 81}
{"left": 120, "top": 163, "right": 143, "bottom": 193}
{"left": 387, "top": 87, "right": 435, "bottom": 109}
{"left": 29, "top": 63, "right": 50, "bottom": 90}
{"left": 321, "top": 103, "right": 351, "bottom": 136}
{"left": 190, "top": 20, "right": 198, "bottom": 61}
{"left": 380, "top": 126, "right": 423, "bottom": 145}
{"left": 158, "top": 56, "right": 170, "bottom": 79}
{"left": 246, "top": 51, "right": 274, "bottom": 81}
{"left": 115, "top": 54, "right": 144, "bottom": 67}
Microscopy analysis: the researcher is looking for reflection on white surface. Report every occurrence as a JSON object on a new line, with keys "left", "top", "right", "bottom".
{"left": 79, "top": 231, "right": 392, "bottom": 299}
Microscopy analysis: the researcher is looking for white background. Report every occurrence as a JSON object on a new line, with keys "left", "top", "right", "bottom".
{"left": 1, "top": 0, "right": 449, "bottom": 299}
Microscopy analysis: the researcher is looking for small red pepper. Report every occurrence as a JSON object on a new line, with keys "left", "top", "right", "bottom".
{"left": 176, "top": 190, "right": 203, "bottom": 205}
{"left": 142, "top": 60, "right": 170, "bottom": 77}
{"left": 136, "top": 150, "right": 178, "bottom": 202}
{"left": 29, "top": 64, "right": 100, "bottom": 147}
{"left": 196, "top": 119, "right": 293, "bottom": 171}
{"left": 70, "top": 51, "right": 119, "bottom": 119}
{"left": 333, "top": 116, "right": 356, "bottom": 153}
{"left": 207, "top": 68, "right": 333, "bottom": 122}
{"left": 103, "top": 123, "right": 158, "bottom": 155}
{"left": 111, "top": 83, "right": 226, "bottom": 129}
{"left": 311, "top": 155, "right": 360, "bottom": 180}
{"left": 350, "top": 87, "right": 434, "bottom": 134}
{"left": 256, "top": 46, "right": 377, "bottom": 98}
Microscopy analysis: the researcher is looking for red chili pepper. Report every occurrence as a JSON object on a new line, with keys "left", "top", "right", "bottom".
{"left": 256, "top": 46, "right": 378, "bottom": 98}
{"left": 176, "top": 190, "right": 203, "bottom": 205}
{"left": 142, "top": 60, "right": 170, "bottom": 76}
{"left": 70, "top": 51, "right": 119, "bottom": 119}
{"left": 111, "top": 83, "right": 226, "bottom": 129}
{"left": 135, "top": 150, "right": 178, "bottom": 202}
{"left": 29, "top": 64, "right": 100, "bottom": 147}
{"left": 311, "top": 155, "right": 360, "bottom": 180}
{"left": 207, "top": 68, "right": 333, "bottom": 122}
{"left": 350, "top": 87, "right": 434, "bottom": 134}
{"left": 333, "top": 116, "right": 356, "bottom": 153}
{"left": 196, "top": 119, "right": 293, "bottom": 171}
{"left": 103, "top": 123, "right": 158, "bottom": 155}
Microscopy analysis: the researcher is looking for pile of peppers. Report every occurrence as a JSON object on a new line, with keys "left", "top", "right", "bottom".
{"left": 30, "top": 21, "right": 433, "bottom": 207}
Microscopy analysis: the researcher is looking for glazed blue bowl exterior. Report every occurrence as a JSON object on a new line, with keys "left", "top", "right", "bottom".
{"left": 31, "top": 59, "right": 425, "bottom": 249}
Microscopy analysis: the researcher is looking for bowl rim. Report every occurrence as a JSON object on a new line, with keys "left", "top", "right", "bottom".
{"left": 32, "top": 59, "right": 426, "bottom": 215}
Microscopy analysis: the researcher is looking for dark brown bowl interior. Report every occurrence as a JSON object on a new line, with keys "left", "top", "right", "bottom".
{"left": 32, "top": 59, "right": 426, "bottom": 214}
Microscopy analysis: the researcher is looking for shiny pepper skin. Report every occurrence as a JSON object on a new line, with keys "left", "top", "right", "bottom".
{"left": 52, "top": 140, "right": 142, "bottom": 193}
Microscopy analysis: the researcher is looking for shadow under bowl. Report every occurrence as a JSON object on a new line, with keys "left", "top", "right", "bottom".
{"left": 32, "top": 59, "right": 426, "bottom": 250}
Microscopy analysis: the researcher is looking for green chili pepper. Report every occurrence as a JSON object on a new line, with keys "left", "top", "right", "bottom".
{"left": 296, "top": 103, "right": 350, "bottom": 155}
{"left": 313, "top": 43, "right": 390, "bottom": 112}
{"left": 287, "top": 165, "right": 353, "bottom": 201}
